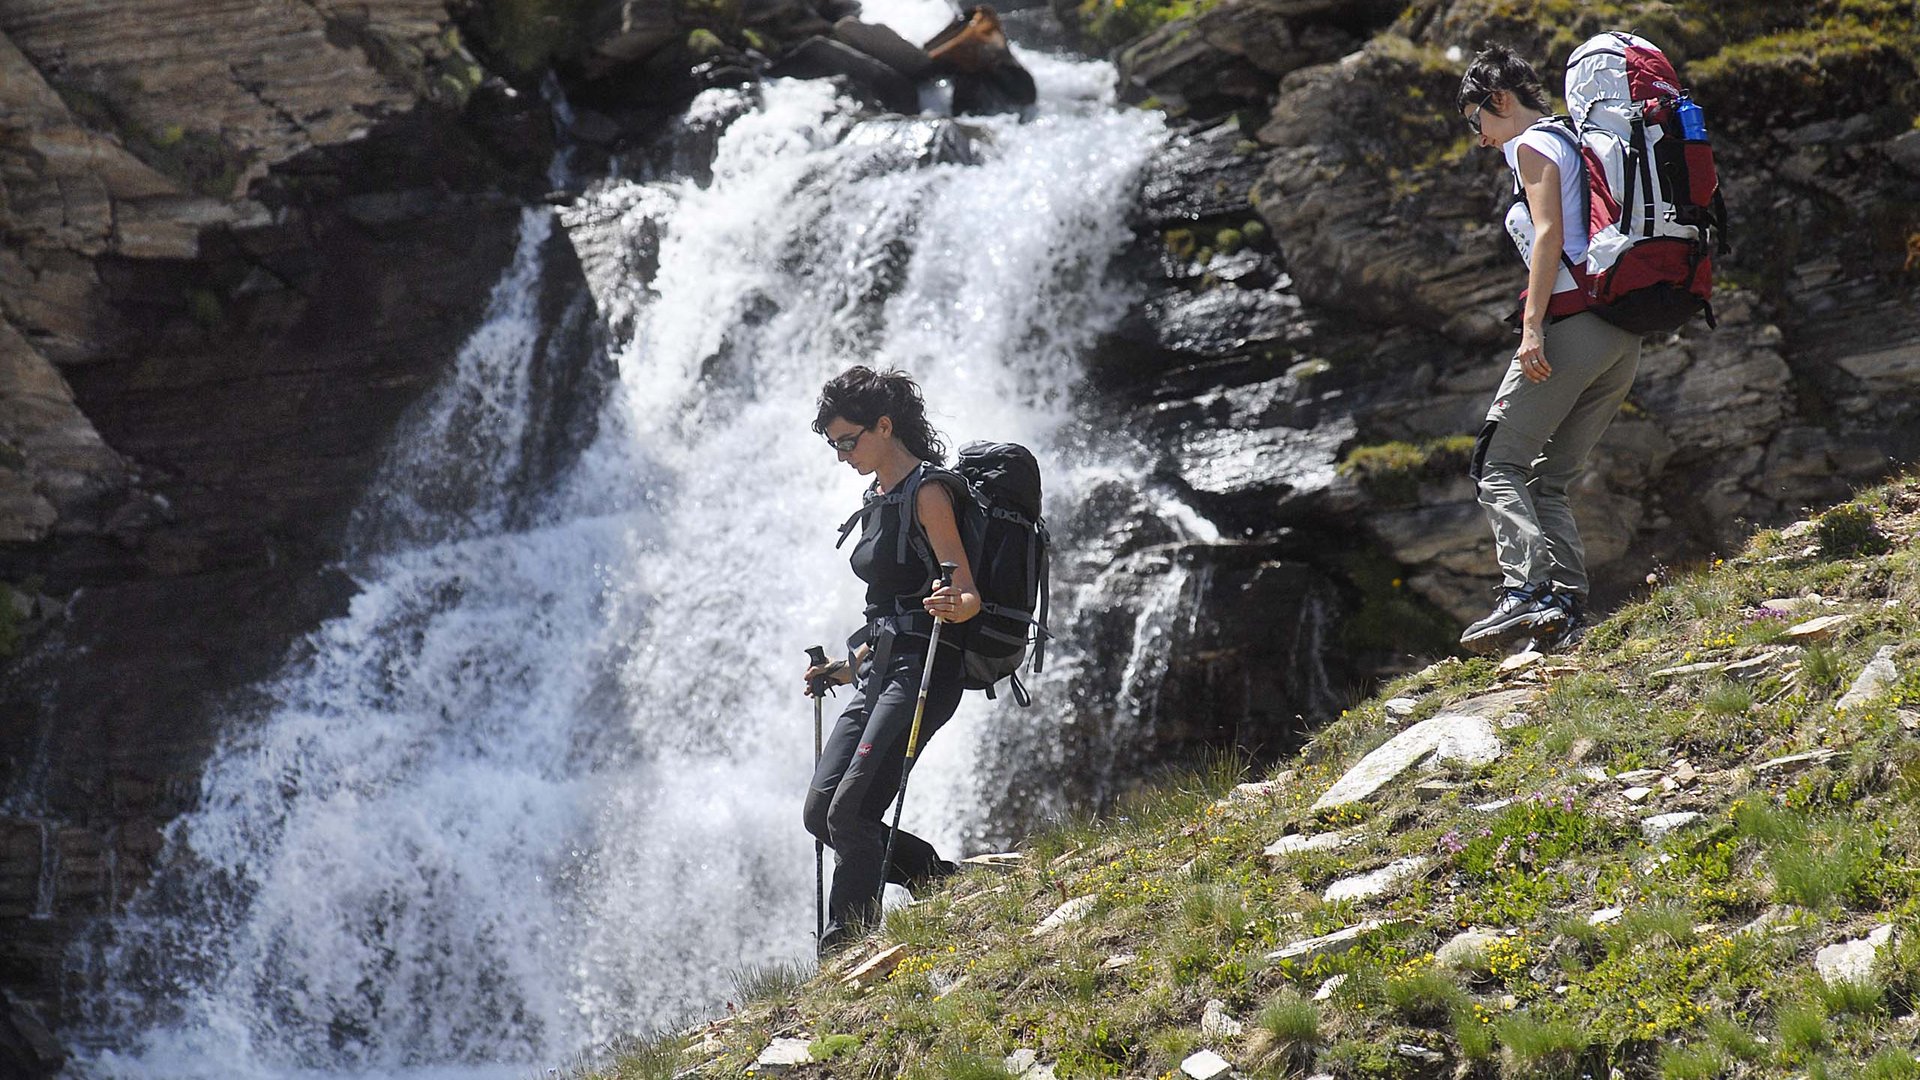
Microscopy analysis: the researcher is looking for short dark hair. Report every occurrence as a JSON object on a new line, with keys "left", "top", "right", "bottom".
{"left": 1457, "top": 43, "right": 1548, "bottom": 115}
{"left": 813, "top": 366, "right": 948, "bottom": 465}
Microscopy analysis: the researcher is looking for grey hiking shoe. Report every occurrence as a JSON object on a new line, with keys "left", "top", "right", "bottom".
{"left": 1530, "top": 592, "right": 1588, "bottom": 653}
{"left": 1459, "top": 583, "right": 1566, "bottom": 655}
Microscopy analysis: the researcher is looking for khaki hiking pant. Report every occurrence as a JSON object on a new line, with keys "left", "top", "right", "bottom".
{"left": 1470, "top": 311, "right": 1643, "bottom": 599}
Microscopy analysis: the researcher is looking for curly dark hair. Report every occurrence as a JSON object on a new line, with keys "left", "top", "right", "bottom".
{"left": 813, "top": 366, "right": 948, "bottom": 465}
{"left": 1457, "top": 43, "right": 1548, "bottom": 116}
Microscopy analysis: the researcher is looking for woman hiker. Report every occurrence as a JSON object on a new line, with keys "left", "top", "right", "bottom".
{"left": 802, "top": 366, "right": 979, "bottom": 954}
{"left": 1454, "top": 44, "right": 1644, "bottom": 655}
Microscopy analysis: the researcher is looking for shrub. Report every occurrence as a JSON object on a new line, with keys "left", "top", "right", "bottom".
{"left": 1256, "top": 990, "right": 1320, "bottom": 1047}
{"left": 1658, "top": 1041, "right": 1727, "bottom": 1080}
{"left": 1818, "top": 502, "right": 1893, "bottom": 558}
{"left": 1861, "top": 1046, "right": 1920, "bottom": 1080}
{"left": 1774, "top": 1000, "right": 1830, "bottom": 1061}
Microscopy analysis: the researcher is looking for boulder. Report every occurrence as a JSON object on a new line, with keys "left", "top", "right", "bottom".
{"left": 768, "top": 37, "right": 920, "bottom": 114}
{"left": 833, "top": 17, "right": 933, "bottom": 78}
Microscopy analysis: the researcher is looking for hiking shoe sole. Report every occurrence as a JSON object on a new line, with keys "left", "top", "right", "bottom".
{"left": 1459, "top": 606, "right": 1568, "bottom": 655}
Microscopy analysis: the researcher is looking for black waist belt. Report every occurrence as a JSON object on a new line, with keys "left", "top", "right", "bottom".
{"left": 847, "top": 609, "right": 957, "bottom": 714}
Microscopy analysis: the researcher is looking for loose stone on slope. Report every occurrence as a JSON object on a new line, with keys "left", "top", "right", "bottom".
{"left": 1837, "top": 645, "right": 1900, "bottom": 710}
{"left": 1267, "top": 919, "right": 1403, "bottom": 963}
{"left": 1309, "top": 694, "right": 1530, "bottom": 811}
{"left": 1263, "top": 826, "right": 1363, "bottom": 863}
{"left": 1816, "top": 925, "right": 1894, "bottom": 985}
{"left": 962, "top": 852, "right": 1026, "bottom": 871}
{"left": 1322, "top": 857, "right": 1430, "bottom": 904}
{"left": 1180, "top": 1049, "right": 1234, "bottom": 1080}
{"left": 755, "top": 1038, "right": 816, "bottom": 1069}
{"left": 1435, "top": 928, "right": 1503, "bottom": 974}
{"left": 843, "top": 944, "right": 911, "bottom": 988}
{"left": 1755, "top": 749, "right": 1839, "bottom": 775}
{"left": 1032, "top": 895, "right": 1096, "bottom": 936}
{"left": 1201, "top": 999, "right": 1244, "bottom": 1038}
{"left": 1786, "top": 613, "right": 1853, "bottom": 642}
{"left": 1641, "top": 812, "right": 1704, "bottom": 840}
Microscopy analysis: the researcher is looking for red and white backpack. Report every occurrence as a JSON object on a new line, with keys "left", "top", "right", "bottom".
{"left": 1516, "top": 32, "right": 1729, "bottom": 333}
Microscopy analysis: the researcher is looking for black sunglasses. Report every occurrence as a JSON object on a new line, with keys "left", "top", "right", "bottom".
{"left": 825, "top": 426, "right": 868, "bottom": 453}
{"left": 1466, "top": 95, "right": 1493, "bottom": 134}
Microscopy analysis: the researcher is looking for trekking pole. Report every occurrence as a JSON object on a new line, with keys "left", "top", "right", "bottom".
{"left": 878, "top": 562, "right": 958, "bottom": 913}
{"left": 805, "top": 645, "right": 831, "bottom": 946}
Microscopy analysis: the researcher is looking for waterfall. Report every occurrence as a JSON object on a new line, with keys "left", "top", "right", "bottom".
{"left": 66, "top": 9, "right": 1168, "bottom": 1077}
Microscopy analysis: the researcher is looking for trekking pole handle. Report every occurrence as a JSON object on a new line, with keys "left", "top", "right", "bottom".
{"left": 805, "top": 644, "right": 833, "bottom": 698}
{"left": 935, "top": 562, "right": 958, "bottom": 620}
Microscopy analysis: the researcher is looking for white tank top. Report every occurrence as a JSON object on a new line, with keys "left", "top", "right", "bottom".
{"left": 1502, "top": 124, "right": 1590, "bottom": 296}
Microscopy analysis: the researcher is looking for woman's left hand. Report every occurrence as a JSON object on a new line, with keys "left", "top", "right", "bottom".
{"left": 924, "top": 583, "right": 980, "bottom": 623}
{"left": 1515, "top": 325, "right": 1552, "bottom": 383}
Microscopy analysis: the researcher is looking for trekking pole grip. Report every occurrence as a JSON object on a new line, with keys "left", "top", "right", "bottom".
{"left": 805, "top": 644, "right": 831, "bottom": 697}
{"left": 937, "top": 562, "right": 958, "bottom": 619}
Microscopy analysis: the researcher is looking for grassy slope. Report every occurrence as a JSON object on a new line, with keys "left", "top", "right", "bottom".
{"left": 586, "top": 473, "right": 1920, "bottom": 1080}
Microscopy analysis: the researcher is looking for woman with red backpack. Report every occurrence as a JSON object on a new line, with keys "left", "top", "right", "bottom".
{"left": 1453, "top": 44, "right": 1645, "bottom": 655}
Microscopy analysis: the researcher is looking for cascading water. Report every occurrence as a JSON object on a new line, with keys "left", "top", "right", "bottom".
{"left": 66, "top": 7, "right": 1176, "bottom": 1076}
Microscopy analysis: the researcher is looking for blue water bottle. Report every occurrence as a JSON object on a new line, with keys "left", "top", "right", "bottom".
{"left": 1674, "top": 96, "right": 1707, "bottom": 141}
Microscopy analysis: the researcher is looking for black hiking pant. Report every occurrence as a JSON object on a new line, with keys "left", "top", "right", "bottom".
{"left": 803, "top": 629, "right": 963, "bottom": 944}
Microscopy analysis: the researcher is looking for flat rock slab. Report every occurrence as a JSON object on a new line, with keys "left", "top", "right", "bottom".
{"left": 1755, "top": 749, "right": 1839, "bottom": 775}
{"left": 1816, "top": 925, "right": 1894, "bottom": 985}
{"left": 1264, "top": 826, "right": 1363, "bottom": 861}
{"left": 1268, "top": 918, "right": 1401, "bottom": 963}
{"left": 756, "top": 1037, "right": 816, "bottom": 1068}
{"left": 1102, "top": 954, "right": 1137, "bottom": 970}
{"left": 1499, "top": 649, "right": 1544, "bottom": 675}
{"left": 1311, "top": 711, "right": 1508, "bottom": 811}
{"left": 1623, "top": 786, "right": 1655, "bottom": 804}
{"left": 1642, "top": 812, "right": 1704, "bottom": 840}
{"left": 1032, "top": 895, "right": 1096, "bottom": 936}
{"left": 844, "top": 943, "right": 911, "bottom": 987}
{"left": 1837, "top": 646, "right": 1900, "bottom": 710}
{"left": 1651, "top": 661, "right": 1727, "bottom": 680}
{"left": 962, "top": 852, "right": 1026, "bottom": 871}
{"left": 1787, "top": 614, "right": 1853, "bottom": 642}
{"left": 1588, "top": 906, "right": 1624, "bottom": 926}
{"left": 1181, "top": 1050, "right": 1233, "bottom": 1080}
{"left": 1323, "top": 856, "right": 1430, "bottom": 904}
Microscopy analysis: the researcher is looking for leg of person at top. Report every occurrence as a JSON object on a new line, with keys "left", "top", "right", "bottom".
{"left": 1462, "top": 313, "right": 1642, "bottom": 654}
{"left": 810, "top": 644, "right": 962, "bottom": 951}
{"left": 1528, "top": 317, "right": 1642, "bottom": 649}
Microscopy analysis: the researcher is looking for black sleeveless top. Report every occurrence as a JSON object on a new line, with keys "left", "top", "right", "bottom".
{"left": 850, "top": 466, "right": 937, "bottom": 617}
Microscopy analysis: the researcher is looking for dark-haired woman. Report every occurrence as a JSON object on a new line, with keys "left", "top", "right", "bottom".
{"left": 1453, "top": 44, "right": 1644, "bottom": 655}
{"left": 802, "top": 366, "right": 980, "bottom": 954}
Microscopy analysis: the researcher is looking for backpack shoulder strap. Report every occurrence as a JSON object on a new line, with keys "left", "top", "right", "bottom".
{"left": 1511, "top": 116, "right": 1591, "bottom": 280}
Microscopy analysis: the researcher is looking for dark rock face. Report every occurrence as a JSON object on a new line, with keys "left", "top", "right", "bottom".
{"left": 0, "top": 5, "right": 582, "bottom": 1045}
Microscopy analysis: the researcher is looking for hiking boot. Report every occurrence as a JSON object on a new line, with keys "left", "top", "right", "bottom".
{"left": 1459, "top": 583, "right": 1566, "bottom": 655}
{"left": 1530, "top": 592, "right": 1588, "bottom": 654}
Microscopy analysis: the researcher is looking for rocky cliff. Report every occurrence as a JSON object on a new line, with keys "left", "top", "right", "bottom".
{"left": 1, "top": 0, "right": 1917, "bottom": 1070}
{"left": 1090, "top": 0, "right": 1919, "bottom": 631}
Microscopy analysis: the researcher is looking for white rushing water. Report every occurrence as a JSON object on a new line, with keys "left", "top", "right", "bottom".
{"left": 70, "top": 11, "right": 1167, "bottom": 1077}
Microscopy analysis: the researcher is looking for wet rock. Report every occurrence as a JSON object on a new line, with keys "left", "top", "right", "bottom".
{"left": 0, "top": 991, "right": 64, "bottom": 1079}
{"left": 1168, "top": 416, "right": 1357, "bottom": 529}
{"left": 770, "top": 36, "right": 920, "bottom": 113}
{"left": 1139, "top": 118, "right": 1271, "bottom": 226}
{"left": 1149, "top": 287, "right": 1301, "bottom": 362}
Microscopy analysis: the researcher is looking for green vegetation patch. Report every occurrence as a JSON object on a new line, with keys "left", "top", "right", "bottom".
{"left": 1338, "top": 435, "right": 1477, "bottom": 504}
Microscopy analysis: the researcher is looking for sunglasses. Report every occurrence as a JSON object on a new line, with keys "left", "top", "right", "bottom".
{"left": 1466, "top": 96, "right": 1492, "bottom": 134}
{"left": 824, "top": 426, "right": 867, "bottom": 453}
